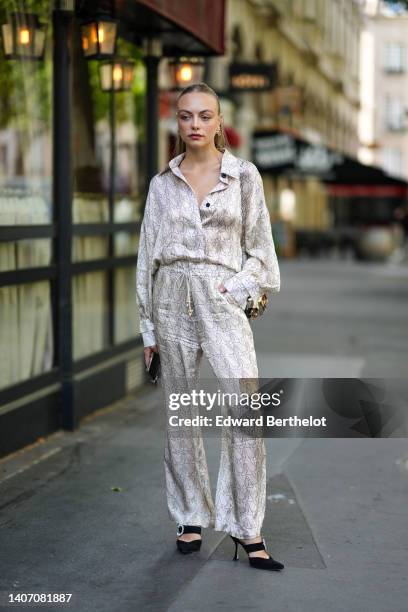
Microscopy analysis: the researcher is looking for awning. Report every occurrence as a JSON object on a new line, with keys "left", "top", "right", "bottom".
{"left": 326, "top": 185, "right": 408, "bottom": 198}
{"left": 115, "top": 0, "right": 225, "bottom": 56}
{"left": 252, "top": 129, "right": 408, "bottom": 197}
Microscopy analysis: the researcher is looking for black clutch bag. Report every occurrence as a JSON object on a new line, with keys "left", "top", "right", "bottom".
{"left": 147, "top": 351, "right": 161, "bottom": 383}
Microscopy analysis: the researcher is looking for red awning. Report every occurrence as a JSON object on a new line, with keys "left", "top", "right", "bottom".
{"left": 327, "top": 184, "right": 408, "bottom": 198}
{"left": 132, "top": 0, "right": 225, "bottom": 55}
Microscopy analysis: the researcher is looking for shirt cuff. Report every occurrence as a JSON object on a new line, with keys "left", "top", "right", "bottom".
{"left": 223, "top": 278, "right": 250, "bottom": 310}
{"left": 140, "top": 318, "right": 155, "bottom": 333}
{"left": 142, "top": 330, "right": 157, "bottom": 348}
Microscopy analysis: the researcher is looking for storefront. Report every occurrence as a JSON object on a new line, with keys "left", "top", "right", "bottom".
{"left": 252, "top": 129, "right": 408, "bottom": 257}
{"left": 0, "top": 0, "right": 225, "bottom": 457}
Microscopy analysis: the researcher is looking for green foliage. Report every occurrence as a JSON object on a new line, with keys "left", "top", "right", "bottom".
{"left": 0, "top": 0, "right": 52, "bottom": 129}
{"left": 86, "top": 37, "right": 146, "bottom": 141}
{"left": 0, "top": 2, "right": 147, "bottom": 139}
{"left": 0, "top": 0, "right": 50, "bottom": 19}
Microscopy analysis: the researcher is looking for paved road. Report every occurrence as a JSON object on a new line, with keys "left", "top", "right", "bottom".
{"left": 0, "top": 259, "right": 407, "bottom": 611}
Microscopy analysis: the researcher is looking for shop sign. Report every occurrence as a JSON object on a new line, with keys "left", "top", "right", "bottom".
{"left": 229, "top": 62, "right": 277, "bottom": 92}
{"left": 253, "top": 132, "right": 343, "bottom": 176}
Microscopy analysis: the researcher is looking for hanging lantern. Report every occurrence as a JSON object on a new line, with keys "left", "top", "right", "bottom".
{"left": 1, "top": 12, "right": 46, "bottom": 60}
{"left": 81, "top": 16, "right": 118, "bottom": 59}
{"left": 168, "top": 57, "right": 205, "bottom": 89}
{"left": 99, "top": 58, "right": 135, "bottom": 92}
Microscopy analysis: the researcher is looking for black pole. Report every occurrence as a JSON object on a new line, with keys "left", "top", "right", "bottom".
{"left": 53, "top": 5, "right": 75, "bottom": 429}
{"left": 144, "top": 39, "right": 161, "bottom": 198}
{"left": 145, "top": 55, "right": 159, "bottom": 184}
{"left": 108, "top": 88, "right": 115, "bottom": 345}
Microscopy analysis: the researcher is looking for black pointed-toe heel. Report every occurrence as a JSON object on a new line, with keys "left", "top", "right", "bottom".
{"left": 230, "top": 535, "right": 284, "bottom": 571}
{"left": 176, "top": 525, "right": 202, "bottom": 554}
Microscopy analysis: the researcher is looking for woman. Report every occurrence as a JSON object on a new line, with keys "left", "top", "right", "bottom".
{"left": 136, "top": 82, "right": 283, "bottom": 571}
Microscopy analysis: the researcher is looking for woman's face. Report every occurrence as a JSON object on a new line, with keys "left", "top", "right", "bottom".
{"left": 176, "top": 92, "right": 222, "bottom": 149}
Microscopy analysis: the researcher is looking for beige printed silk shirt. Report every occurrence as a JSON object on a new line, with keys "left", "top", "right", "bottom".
{"left": 136, "top": 147, "right": 280, "bottom": 348}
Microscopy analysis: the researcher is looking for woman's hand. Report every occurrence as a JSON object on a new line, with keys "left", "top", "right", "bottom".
{"left": 144, "top": 344, "right": 159, "bottom": 369}
{"left": 218, "top": 283, "right": 227, "bottom": 293}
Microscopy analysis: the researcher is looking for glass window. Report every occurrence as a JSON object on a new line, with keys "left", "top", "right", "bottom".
{"left": 384, "top": 96, "right": 406, "bottom": 131}
{"left": 72, "top": 236, "right": 109, "bottom": 262}
{"left": 382, "top": 147, "right": 403, "bottom": 177}
{"left": 304, "top": 0, "right": 316, "bottom": 21}
{"left": 114, "top": 232, "right": 138, "bottom": 257}
{"left": 0, "top": 2, "right": 52, "bottom": 225}
{"left": 72, "top": 19, "right": 109, "bottom": 216}
{"left": 0, "top": 280, "right": 53, "bottom": 390}
{"left": 383, "top": 42, "right": 406, "bottom": 73}
{"left": 0, "top": 238, "right": 51, "bottom": 271}
{"left": 112, "top": 47, "right": 145, "bottom": 223}
{"left": 114, "top": 266, "right": 139, "bottom": 344}
{"left": 114, "top": 195, "right": 141, "bottom": 223}
{"left": 72, "top": 33, "right": 145, "bottom": 218}
{"left": 72, "top": 271, "right": 109, "bottom": 360}
{"left": 72, "top": 194, "right": 109, "bottom": 262}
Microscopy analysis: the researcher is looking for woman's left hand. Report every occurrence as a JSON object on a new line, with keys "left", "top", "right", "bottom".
{"left": 218, "top": 283, "right": 227, "bottom": 293}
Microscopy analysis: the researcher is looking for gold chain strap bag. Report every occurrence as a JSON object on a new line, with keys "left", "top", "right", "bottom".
{"left": 239, "top": 167, "right": 269, "bottom": 320}
{"left": 244, "top": 292, "right": 268, "bottom": 320}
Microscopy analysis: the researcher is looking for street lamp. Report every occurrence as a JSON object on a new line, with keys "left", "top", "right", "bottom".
{"left": 81, "top": 15, "right": 118, "bottom": 59}
{"left": 1, "top": 11, "right": 46, "bottom": 60}
{"left": 168, "top": 56, "right": 205, "bottom": 89}
{"left": 99, "top": 57, "right": 135, "bottom": 92}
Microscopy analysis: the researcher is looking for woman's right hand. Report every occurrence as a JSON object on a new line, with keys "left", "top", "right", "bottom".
{"left": 144, "top": 345, "right": 159, "bottom": 369}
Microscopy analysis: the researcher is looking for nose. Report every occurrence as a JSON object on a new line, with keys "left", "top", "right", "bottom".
{"left": 192, "top": 115, "right": 200, "bottom": 129}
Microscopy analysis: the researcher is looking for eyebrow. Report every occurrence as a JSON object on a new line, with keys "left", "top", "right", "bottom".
{"left": 178, "top": 109, "right": 215, "bottom": 114}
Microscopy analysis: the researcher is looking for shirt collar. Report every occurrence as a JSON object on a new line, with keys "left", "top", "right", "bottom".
{"left": 158, "top": 147, "right": 240, "bottom": 180}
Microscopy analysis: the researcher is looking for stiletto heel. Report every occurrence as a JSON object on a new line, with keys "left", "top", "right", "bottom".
{"left": 232, "top": 537, "right": 239, "bottom": 561}
{"left": 176, "top": 525, "right": 202, "bottom": 554}
{"left": 229, "top": 535, "right": 284, "bottom": 571}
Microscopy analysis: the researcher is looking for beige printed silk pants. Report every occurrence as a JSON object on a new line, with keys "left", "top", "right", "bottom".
{"left": 152, "top": 260, "right": 266, "bottom": 539}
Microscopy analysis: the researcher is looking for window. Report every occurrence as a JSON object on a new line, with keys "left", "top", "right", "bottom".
{"left": 0, "top": 0, "right": 54, "bottom": 391}
{"left": 383, "top": 42, "right": 406, "bottom": 73}
{"left": 382, "top": 148, "right": 403, "bottom": 177}
{"left": 303, "top": 0, "right": 316, "bottom": 21}
{"left": 384, "top": 96, "right": 406, "bottom": 131}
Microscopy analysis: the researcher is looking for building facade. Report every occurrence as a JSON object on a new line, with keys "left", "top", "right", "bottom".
{"left": 0, "top": 0, "right": 225, "bottom": 457}
{"left": 359, "top": 0, "right": 408, "bottom": 180}
{"left": 202, "top": 0, "right": 365, "bottom": 252}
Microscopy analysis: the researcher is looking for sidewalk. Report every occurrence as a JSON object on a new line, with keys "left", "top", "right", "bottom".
{"left": 1, "top": 259, "right": 407, "bottom": 611}
{"left": 1, "top": 382, "right": 407, "bottom": 612}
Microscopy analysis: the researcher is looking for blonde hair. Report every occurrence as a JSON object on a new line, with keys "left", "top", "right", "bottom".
{"left": 174, "top": 82, "right": 228, "bottom": 155}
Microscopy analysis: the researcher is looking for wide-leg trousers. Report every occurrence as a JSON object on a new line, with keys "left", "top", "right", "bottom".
{"left": 152, "top": 260, "right": 266, "bottom": 539}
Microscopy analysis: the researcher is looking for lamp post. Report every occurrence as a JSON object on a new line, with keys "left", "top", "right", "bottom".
{"left": 142, "top": 37, "right": 162, "bottom": 194}
{"left": 80, "top": 5, "right": 133, "bottom": 346}
{"left": 98, "top": 57, "right": 136, "bottom": 229}
{"left": 98, "top": 57, "right": 135, "bottom": 348}
{"left": 53, "top": 0, "right": 75, "bottom": 430}
{"left": 1, "top": 11, "right": 46, "bottom": 60}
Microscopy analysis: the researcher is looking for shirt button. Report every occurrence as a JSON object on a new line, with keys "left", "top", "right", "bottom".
{"left": 221, "top": 173, "right": 226, "bottom": 178}
{"left": 206, "top": 202, "right": 210, "bottom": 207}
